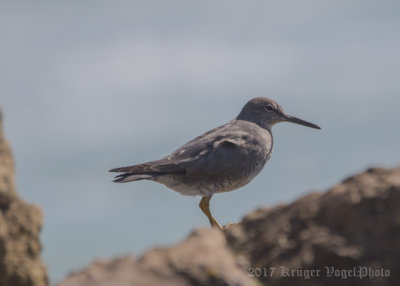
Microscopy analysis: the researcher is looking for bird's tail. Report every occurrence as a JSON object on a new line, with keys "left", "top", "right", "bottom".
{"left": 112, "top": 173, "right": 152, "bottom": 183}
{"left": 109, "top": 158, "right": 183, "bottom": 183}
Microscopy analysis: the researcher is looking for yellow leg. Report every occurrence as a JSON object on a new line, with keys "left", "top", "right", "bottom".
{"left": 199, "top": 196, "right": 223, "bottom": 230}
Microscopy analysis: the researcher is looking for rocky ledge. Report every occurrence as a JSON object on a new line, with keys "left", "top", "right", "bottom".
{"left": 59, "top": 166, "right": 400, "bottom": 286}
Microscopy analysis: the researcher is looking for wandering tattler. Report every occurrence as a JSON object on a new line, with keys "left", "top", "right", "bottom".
{"left": 110, "top": 97, "right": 320, "bottom": 229}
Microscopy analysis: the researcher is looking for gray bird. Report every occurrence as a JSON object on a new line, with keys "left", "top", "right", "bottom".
{"left": 109, "top": 97, "right": 320, "bottom": 229}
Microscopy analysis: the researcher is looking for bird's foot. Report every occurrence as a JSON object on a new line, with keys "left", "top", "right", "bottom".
{"left": 210, "top": 220, "right": 223, "bottom": 230}
{"left": 222, "top": 222, "right": 236, "bottom": 230}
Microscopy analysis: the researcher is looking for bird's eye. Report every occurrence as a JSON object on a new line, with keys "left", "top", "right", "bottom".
{"left": 264, "top": 104, "right": 275, "bottom": 112}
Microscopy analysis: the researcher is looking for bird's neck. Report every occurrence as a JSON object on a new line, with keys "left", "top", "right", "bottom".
{"left": 235, "top": 115, "right": 273, "bottom": 133}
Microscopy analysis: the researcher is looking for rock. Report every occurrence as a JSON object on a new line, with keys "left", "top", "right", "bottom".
{"left": 58, "top": 148, "right": 400, "bottom": 286}
{"left": 0, "top": 109, "right": 48, "bottom": 286}
{"left": 225, "top": 166, "right": 400, "bottom": 286}
{"left": 58, "top": 228, "right": 258, "bottom": 286}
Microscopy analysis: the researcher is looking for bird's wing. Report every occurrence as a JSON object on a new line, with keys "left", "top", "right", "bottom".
{"left": 109, "top": 158, "right": 186, "bottom": 174}
{"left": 179, "top": 134, "right": 252, "bottom": 178}
{"left": 164, "top": 121, "right": 260, "bottom": 178}
{"left": 110, "top": 121, "right": 263, "bottom": 177}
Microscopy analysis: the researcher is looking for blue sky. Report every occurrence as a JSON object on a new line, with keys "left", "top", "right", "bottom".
{"left": 1, "top": 0, "right": 400, "bottom": 283}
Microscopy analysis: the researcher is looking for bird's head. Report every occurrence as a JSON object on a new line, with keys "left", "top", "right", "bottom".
{"left": 237, "top": 97, "right": 321, "bottom": 131}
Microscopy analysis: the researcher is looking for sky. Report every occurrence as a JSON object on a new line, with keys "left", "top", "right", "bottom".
{"left": 1, "top": 0, "right": 400, "bottom": 283}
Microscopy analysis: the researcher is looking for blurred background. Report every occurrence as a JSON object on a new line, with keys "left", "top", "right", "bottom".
{"left": 1, "top": 0, "right": 399, "bottom": 284}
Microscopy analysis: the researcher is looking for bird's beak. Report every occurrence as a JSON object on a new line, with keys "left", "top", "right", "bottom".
{"left": 283, "top": 113, "right": 321, "bottom": 129}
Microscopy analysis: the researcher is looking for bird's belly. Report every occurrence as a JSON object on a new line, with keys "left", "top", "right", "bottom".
{"left": 215, "top": 159, "right": 266, "bottom": 193}
{"left": 155, "top": 155, "right": 268, "bottom": 197}
{"left": 154, "top": 174, "right": 220, "bottom": 196}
